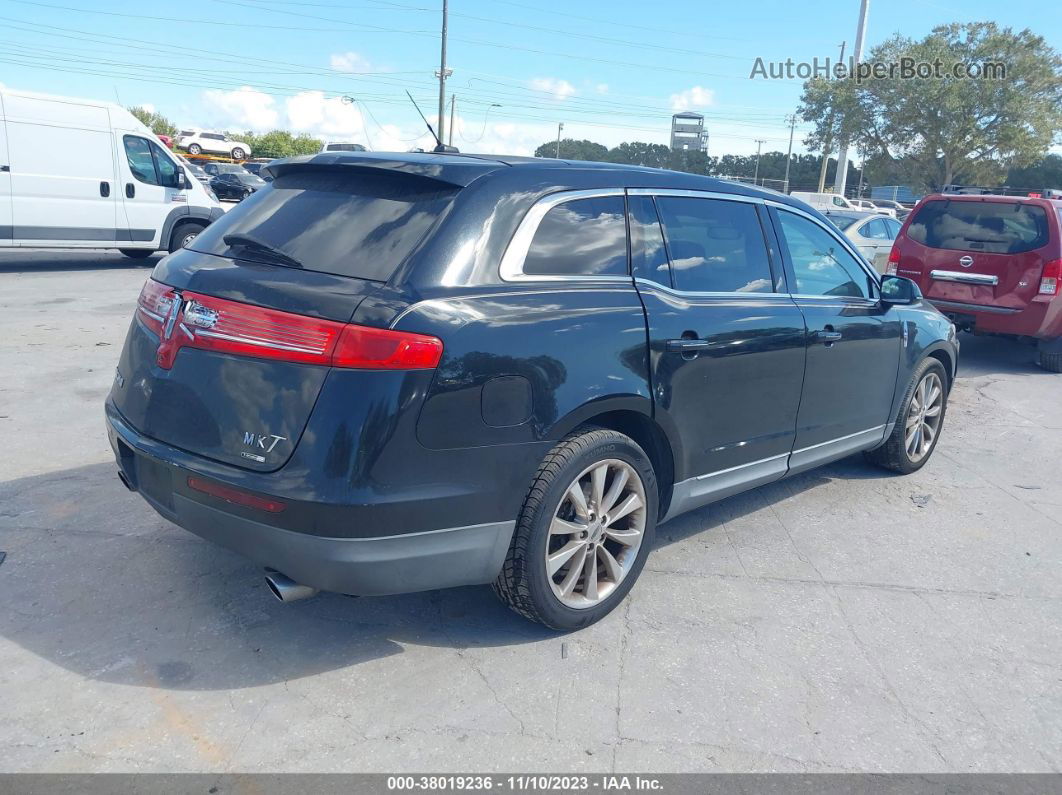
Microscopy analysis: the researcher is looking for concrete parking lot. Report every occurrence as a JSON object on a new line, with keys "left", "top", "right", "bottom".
{"left": 1, "top": 250, "right": 1060, "bottom": 773}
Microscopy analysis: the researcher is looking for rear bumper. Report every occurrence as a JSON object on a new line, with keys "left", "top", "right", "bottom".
{"left": 929, "top": 297, "right": 1061, "bottom": 341}
{"left": 107, "top": 408, "right": 516, "bottom": 596}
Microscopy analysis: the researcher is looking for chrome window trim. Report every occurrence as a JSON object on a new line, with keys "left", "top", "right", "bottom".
{"left": 633, "top": 277, "right": 789, "bottom": 300}
{"left": 627, "top": 187, "right": 765, "bottom": 205}
{"left": 498, "top": 188, "right": 629, "bottom": 283}
{"left": 766, "top": 200, "right": 883, "bottom": 290}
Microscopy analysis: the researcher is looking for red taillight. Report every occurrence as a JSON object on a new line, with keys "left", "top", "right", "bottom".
{"left": 136, "top": 278, "right": 178, "bottom": 336}
{"left": 187, "top": 476, "right": 286, "bottom": 513}
{"left": 886, "top": 246, "right": 900, "bottom": 275}
{"left": 135, "top": 279, "right": 443, "bottom": 370}
{"left": 332, "top": 324, "right": 444, "bottom": 369}
{"left": 1040, "top": 259, "right": 1061, "bottom": 296}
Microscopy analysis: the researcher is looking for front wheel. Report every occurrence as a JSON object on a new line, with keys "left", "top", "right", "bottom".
{"left": 231, "top": 148, "right": 246, "bottom": 160}
{"left": 865, "top": 358, "right": 948, "bottom": 474}
{"left": 187, "top": 143, "right": 202, "bottom": 155}
{"left": 494, "top": 428, "right": 657, "bottom": 630}
{"left": 169, "top": 221, "right": 205, "bottom": 253}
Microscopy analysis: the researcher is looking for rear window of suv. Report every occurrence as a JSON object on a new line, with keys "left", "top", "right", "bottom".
{"left": 189, "top": 170, "right": 456, "bottom": 281}
{"left": 907, "top": 199, "right": 1050, "bottom": 254}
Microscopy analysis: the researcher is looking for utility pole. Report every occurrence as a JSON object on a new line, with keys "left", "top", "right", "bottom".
{"left": 448, "top": 94, "right": 456, "bottom": 146}
{"left": 555, "top": 122, "right": 564, "bottom": 158}
{"left": 783, "top": 114, "right": 796, "bottom": 193}
{"left": 834, "top": 0, "right": 870, "bottom": 197}
{"left": 753, "top": 139, "right": 765, "bottom": 184}
{"left": 818, "top": 40, "right": 846, "bottom": 193}
{"left": 436, "top": 0, "right": 449, "bottom": 146}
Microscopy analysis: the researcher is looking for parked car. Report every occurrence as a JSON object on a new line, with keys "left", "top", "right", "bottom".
{"left": 0, "top": 88, "right": 222, "bottom": 257}
{"left": 106, "top": 152, "right": 958, "bottom": 630}
{"left": 209, "top": 171, "right": 265, "bottom": 200}
{"left": 871, "top": 199, "right": 911, "bottom": 220}
{"left": 200, "top": 162, "right": 246, "bottom": 178}
{"left": 851, "top": 198, "right": 896, "bottom": 218}
{"left": 321, "top": 141, "right": 367, "bottom": 152}
{"left": 790, "top": 191, "right": 857, "bottom": 212}
{"left": 241, "top": 162, "right": 264, "bottom": 176}
{"left": 889, "top": 193, "right": 1061, "bottom": 372}
{"left": 177, "top": 155, "right": 211, "bottom": 186}
{"left": 827, "top": 210, "right": 903, "bottom": 272}
{"left": 177, "top": 128, "right": 251, "bottom": 160}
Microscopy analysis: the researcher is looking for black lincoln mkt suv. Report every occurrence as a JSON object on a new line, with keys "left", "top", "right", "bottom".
{"left": 106, "top": 151, "right": 958, "bottom": 630}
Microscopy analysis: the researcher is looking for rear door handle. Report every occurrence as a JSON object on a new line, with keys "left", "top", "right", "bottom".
{"left": 126, "top": 183, "right": 135, "bottom": 199}
{"left": 666, "top": 338, "right": 714, "bottom": 353}
{"left": 100, "top": 181, "right": 110, "bottom": 197}
{"left": 0, "top": 165, "right": 9, "bottom": 172}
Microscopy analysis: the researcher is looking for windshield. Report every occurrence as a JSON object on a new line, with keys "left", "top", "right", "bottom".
{"left": 908, "top": 199, "right": 1049, "bottom": 254}
{"left": 188, "top": 170, "right": 457, "bottom": 281}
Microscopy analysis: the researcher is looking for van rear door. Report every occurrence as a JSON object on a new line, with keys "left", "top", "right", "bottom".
{"left": 3, "top": 93, "right": 119, "bottom": 247}
{"left": 0, "top": 94, "right": 11, "bottom": 246}
{"left": 905, "top": 198, "right": 1053, "bottom": 310}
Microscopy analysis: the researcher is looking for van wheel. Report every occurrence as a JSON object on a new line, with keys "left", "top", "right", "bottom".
{"left": 187, "top": 144, "right": 202, "bottom": 155}
{"left": 865, "top": 358, "right": 949, "bottom": 474}
{"left": 119, "top": 248, "right": 154, "bottom": 260}
{"left": 169, "top": 221, "right": 205, "bottom": 253}
{"left": 231, "top": 148, "right": 246, "bottom": 160}
{"left": 493, "top": 428, "right": 657, "bottom": 631}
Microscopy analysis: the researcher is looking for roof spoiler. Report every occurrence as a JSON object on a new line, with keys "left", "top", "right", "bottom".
{"left": 262, "top": 152, "right": 497, "bottom": 188}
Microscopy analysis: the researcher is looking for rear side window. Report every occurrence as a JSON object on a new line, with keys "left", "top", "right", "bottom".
{"left": 776, "top": 210, "right": 869, "bottom": 298}
{"left": 655, "top": 197, "right": 773, "bottom": 293}
{"left": 189, "top": 170, "right": 457, "bottom": 281}
{"left": 907, "top": 200, "right": 1050, "bottom": 254}
{"left": 521, "top": 196, "right": 628, "bottom": 277}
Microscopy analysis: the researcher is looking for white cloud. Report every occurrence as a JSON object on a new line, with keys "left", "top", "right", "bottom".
{"left": 669, "top": 85, "right": 715, "bottom": 112}
{"left": 529, "top": 77, "right": 577, "bottom": 101}
{"left": 329, "top": 51, "right": 372, "bottom": 73}
{"left": 138, "top": 102, "right": 156, "bottom": 114}
{"left": 201, "top": 86, "right": 278, "bottom": 130}
{"left": 286, "top": 91, "right": 365, "bottom": 139}
{"left": 595, "top": 83, "right": 609, "bottom": 94}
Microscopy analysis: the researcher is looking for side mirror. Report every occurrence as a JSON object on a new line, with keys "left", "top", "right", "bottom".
{"left": 880, "top": 274, "right": 921, "bottom": 306}
{"left": 176, "top": 169, "right": 189, "bottom": 189}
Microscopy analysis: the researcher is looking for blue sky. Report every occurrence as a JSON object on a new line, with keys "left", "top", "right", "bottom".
{"left": 0, "top": 0, "right": 1055, "bottom": 157}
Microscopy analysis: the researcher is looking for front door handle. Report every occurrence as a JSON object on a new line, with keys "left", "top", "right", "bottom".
{"left": 0, "top": 165, "right": 9, "bottom": 172}
{"left": 126, "top": 183, "right": 135, "bottom": 199}
{"left": 666, "top": 338, "right": 714, "bottom": 354}
{"left": 814, "top": 329, "right": 843, "bottom": 344}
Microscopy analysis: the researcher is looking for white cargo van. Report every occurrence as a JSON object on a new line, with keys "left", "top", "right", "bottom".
{"left": 789, "top": 191, "right": 857, "bottom": 212}
{"left": 0, "top": 88, "right": 223, "bottom": 258}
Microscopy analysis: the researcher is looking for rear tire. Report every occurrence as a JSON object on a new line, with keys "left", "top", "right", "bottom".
{"left": 1038, "top": 346, "right": 1062, "bottom": 373}
{"left": 493, "top": 428, "right": 657, "bottom": 631}
{"left": 231, "top": 148, "right": 246, "bottom": 160}
{"left": 119, "top": 248, "right": 154, "bottom": 260}
{"left": 865, "top": 358, "right": 949, "bottom": 474}
{"left": 169, "top": 221, "right": 205, "bottom": 253}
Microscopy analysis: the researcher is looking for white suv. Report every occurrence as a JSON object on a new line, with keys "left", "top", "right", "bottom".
{"left": 177, "top": 129, "right": 252, "bottom": 160}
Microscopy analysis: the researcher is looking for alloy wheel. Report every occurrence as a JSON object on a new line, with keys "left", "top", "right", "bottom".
{"left": 545, "top": 459, "right": 646, "bottom": 609}
{"left": 905, "top": 371, "right": 943, "bottom": 463}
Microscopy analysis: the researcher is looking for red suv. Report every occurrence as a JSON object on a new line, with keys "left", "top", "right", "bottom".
{"left": 888, "top": 194, "right": 1062, "bottom": 371}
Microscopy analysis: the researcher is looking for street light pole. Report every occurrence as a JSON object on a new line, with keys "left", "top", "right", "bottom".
{"left": 783, "top": 115, "right": 796, "bottom": 193}
{"left": 437, "top": 0, "right": 448, "bottom": 146}
{"left": 555, "top": 122, "right": 564, "bottom": 158}
{"left": 753, "top": 139, "right": 765, "bottom": 184}
{"left": 448, "top": 94, "right": 456, "bottom": 147}
{"left": 834, "top": 0, "right": 870, "bottom": 196}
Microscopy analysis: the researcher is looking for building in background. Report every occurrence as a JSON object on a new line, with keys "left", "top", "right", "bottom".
{"left": 670, "top": 112, "right": 709, "bottom": 153}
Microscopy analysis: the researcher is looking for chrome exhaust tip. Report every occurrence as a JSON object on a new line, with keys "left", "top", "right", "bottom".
{"left": 264, "top": 569, "right": 319, "bottom": 603}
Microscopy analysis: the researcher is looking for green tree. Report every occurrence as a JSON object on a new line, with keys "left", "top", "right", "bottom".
{"left": 128, "top": 106, "right": 178, "bottom": 141}
{"left": 1006, "top": 153, "right": 1062, "bottom": 191}
{"left": 239, "top": 130, "right": 324, "bottom": 159}
{"left": 799, "top": 22, "right": 1062, "bottom": 191}
{"left": 533, "top": 139, "right": 608, "bottom": 160}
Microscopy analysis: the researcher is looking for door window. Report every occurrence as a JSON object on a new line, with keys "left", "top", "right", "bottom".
{"left": 124, "top": 136, "right": 159, "bottom": 185}
{"left": 861, "top": 218, "right": 890, "bottom": 240}
{"left": 832, "top": 196, "right": 848, "bottom": 207}
{"left": 521, "top": 196, "right": 628, "bottom": 277}
{"left": 777, "top": 210, "right": 870, "bottom": 298}
{"left": 883, "top": 218, "right": 902, "bottom": 238}
{"left": 628, "top": 195, "right": 670, "bottom": 286}
{"left": 152, "top": 143, "right": 178, "bottom": 186}
{"left": 654, "top": 196, "right": 773, "bottom": 293}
